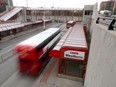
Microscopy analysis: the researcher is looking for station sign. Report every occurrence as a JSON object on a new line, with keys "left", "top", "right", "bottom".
{"left": 64, "top": 50, "right": 85, "bottom": 60}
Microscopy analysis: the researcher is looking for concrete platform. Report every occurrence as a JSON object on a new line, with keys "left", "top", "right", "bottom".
{"left": 32, "top": 58, "right": 83, "bottom": 87}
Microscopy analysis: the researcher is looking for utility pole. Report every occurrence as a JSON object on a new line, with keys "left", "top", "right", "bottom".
{"left": 112, "top": 0, "right": 116, "bottom": 15}
{"left": 26, "top": 0, "right": 28, "bottom": 7}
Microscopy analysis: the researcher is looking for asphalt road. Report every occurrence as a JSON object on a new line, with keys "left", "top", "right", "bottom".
{"left": 0, "top": 55, "right": 17, "bottom": 86}
{"left": 0, "top": 22, "right": 67, "bottom": 87}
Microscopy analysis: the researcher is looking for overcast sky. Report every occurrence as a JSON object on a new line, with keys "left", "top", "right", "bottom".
{"left": 12, "top": 0, "right": 108, "bottom": 8}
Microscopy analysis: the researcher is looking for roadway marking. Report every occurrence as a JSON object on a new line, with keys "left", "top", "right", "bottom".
{"left": 40, "top": 59, "right": 57, "bottom": 83}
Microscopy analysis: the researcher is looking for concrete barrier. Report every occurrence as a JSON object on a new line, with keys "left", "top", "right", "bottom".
{"left": 0, "top": 48, "right": 14, "bottom": 63}
{"left": 0, "top": 56, "right": 3, "bottom": 63}
{"left": 1, "top": 50, "right": 14, "bottom": 61}
{"left": 84, "top": 24, "right": 116, "bottom": 87}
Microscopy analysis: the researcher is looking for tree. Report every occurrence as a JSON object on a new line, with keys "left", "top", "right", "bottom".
{"left": 0, "top": 0, "right": 8, "bottom": 13}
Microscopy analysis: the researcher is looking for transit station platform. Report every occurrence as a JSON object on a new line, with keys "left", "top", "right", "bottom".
{"left": 32, "top": 58, "right": 83, "bottom": 87}
{"left": 50, "top": 22, "right": 88, "bottom": 80}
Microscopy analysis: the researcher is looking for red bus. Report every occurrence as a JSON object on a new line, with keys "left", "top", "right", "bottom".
{"left": 15, "top": 28, "right": 61, "bottom": 75}
{"left": 66, "top": 21, "right": 75, "bottom": 29}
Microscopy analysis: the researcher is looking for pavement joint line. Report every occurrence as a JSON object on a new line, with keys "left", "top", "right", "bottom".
{"left": 40, "top": 59, "right": 57, "bottom": 83}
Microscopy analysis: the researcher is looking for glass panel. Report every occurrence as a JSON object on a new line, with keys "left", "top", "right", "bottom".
{"left": 60, "top": 59, "right": 83, "bottom": 77}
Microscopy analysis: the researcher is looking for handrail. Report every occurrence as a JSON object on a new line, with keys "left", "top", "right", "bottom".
{"left": 96, "top": 17, "right": 116, "bottom": 30}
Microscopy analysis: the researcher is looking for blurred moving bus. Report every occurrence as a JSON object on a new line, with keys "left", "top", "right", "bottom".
{"left": 15, "top": 28, "right": 61, "bottom": 75}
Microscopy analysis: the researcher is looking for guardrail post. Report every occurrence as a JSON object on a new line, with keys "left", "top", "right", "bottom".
{"left": 96, "top": 17, "right": 116, "bottom": 31}
{"left": 108, "top": 19, "right": 116, "bottom": 30}
{"left": 96, "top": 17, "right": 100, "bottom": 24}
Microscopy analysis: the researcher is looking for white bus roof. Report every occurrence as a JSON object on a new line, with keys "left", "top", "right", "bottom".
{"left": 18, "top": 28, "right": 60, "bottom": 47}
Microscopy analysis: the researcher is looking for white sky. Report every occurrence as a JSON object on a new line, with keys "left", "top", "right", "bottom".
{"left": 12, "top": 0, "right": 108, "bottom": 8}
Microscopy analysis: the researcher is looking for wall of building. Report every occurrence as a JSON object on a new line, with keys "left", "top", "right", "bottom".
{"left": 26, "top": 8, "right": 83, "bottom": 22}
{"left": 84, "top": 24, "right": 116, "bottom": 87}
{"left": 83, "top": 5, "right": 93, "bottom": 31}
{"left": 100, "top": 0, "right": 115, "bottom": 11}
{"left": 90, "top": 3, "right": 98, "bottom": 35}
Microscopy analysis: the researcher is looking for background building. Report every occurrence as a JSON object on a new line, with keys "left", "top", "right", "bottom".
{"left": 100, "top": 0, "right": 116, "bottom": 14}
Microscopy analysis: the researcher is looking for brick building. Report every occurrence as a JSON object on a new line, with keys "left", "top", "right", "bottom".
{"left": 100, "top": 0, "right": 115, "bottom": 11}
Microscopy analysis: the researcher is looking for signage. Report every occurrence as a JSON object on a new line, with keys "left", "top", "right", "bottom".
{"left": 64, "top": 50, "right": 85, "bottom": 60}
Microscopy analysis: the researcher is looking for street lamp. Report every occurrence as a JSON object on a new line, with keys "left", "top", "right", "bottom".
{"left": 43, "top": 8, "right": 46, "bottom": 30}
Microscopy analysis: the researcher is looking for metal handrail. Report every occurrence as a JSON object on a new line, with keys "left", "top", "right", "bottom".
{"left": 96, "top": 17, "right": 116, "bottom": 30}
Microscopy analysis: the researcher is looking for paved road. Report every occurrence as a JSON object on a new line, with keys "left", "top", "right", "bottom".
{"left": 0, "top": 55, "right": 17, "bottom": 86}
{"left": 0, "top": 22, "right": 67, "bottom": 87}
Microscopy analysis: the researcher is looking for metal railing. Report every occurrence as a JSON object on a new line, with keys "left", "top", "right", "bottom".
{"left": 96, "top": 17, "right": 116, "bottom": 30}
